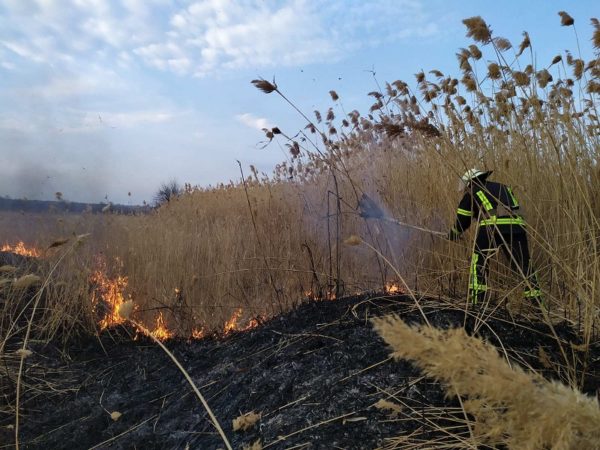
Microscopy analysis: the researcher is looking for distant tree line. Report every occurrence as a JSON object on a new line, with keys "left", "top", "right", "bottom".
{"left": 0, "top": 197, "right": 148, "bottom": 215}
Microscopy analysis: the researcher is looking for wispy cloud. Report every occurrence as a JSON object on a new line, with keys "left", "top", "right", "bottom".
{"left": 0, "top": 0, "right": 446, "bottom": 203}
{"left": 0, "top": 0, "right": 442, "bottom": 78}
{"left": 236, "top": 113, "right": 273, "bottom": 131}
{"left": 79, "top": 110, "right": 176, "bottom": 130}
{"left": 0, "top": 0, "right": 444, "bottom": 138}
{"left": 0, "top": 108, "right": 177, "bottom": 134}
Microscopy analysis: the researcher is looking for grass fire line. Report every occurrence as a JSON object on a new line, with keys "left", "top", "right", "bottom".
{"left": 2, "top": 10, "right": 600, "bottom": 448}
{"left": 1, "top": 241, "right": 42, "bottom": 258}
{"left": 90, "top": 259, "right": 263, "bottom": 339}
{"left": 116, "top": 300, "right": 233, "bottom": 450}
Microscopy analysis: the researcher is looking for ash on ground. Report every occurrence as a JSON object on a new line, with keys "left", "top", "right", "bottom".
{"left": 5, "top": 295, "right": 600, "bottom": 449}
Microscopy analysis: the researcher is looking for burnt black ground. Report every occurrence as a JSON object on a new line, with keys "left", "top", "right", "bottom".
{"left": 4, "top": 294, "right": 600, "bottom": 450}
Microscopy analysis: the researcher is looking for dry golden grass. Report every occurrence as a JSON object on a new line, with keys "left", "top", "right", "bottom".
{"left": 12, "top": 274, "right": 41, "bottom": 290}
{"left": 0, "top": 11, "right": 598, "bottom": 355}
{"left": 373, "top": 399, "right": 403, "bottom": 418}
{"left": 373, "top": 314, "right": 600, "bottom": 449}
{"left": 6, "top": 21, "right": 600, "bottom": 328}
{"left": 0, "top": 14, "right": 599, "bottom": 446}
{"left": 233, "top": 411, "right": 262, "bottom": 432}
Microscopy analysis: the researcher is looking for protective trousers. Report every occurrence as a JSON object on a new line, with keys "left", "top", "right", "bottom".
{"left": 469, "top": 227, "right": 542, "bottom": 304}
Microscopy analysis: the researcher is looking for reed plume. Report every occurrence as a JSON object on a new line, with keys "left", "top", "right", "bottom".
{"left": 559, "top": 11, "right": 575, "bottom": 27}
{"left": 373, "top": 315, "right": 600, "bottom": 449}
{"left": 462, "top": 16, "right": 492, "bottom": 43}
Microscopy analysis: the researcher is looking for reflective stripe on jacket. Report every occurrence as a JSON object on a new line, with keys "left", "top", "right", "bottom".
{"left": 452, "top": 180, "right": 524, "bottom": 235}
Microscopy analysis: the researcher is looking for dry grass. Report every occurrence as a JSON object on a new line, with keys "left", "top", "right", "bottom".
{"left": 0, "top": 11, "right": 599, "bottom": 447}
{"left": 373, "top": 314, "right": 600, "bottom": 449}
{"left": 233, "top": 411, "right": 262, "bottom": 432}
{"left": 0, "top": 9, "right": 598, "bottom": 361}
{"left": 373, "top": 399, "right": 403, "bottom": 418}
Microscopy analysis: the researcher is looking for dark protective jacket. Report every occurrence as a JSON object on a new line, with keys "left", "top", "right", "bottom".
{"left": 451, "top": 179, "right": 524, "bottom": 237}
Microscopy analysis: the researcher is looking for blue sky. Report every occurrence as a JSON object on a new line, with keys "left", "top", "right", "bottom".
{"left": 0, "top": 0, "right": 597, "bottom": 204}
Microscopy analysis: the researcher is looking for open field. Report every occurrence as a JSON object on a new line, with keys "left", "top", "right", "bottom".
{"left": 1, "top": 14, "right": 600, "bottom": 449}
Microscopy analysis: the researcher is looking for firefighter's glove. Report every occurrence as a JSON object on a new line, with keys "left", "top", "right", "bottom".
{"left": 447, "top": 229, "right": 461, "bottom": 241}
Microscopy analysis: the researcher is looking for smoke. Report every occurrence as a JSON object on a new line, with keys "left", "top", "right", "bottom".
{"left": 0, "top": 125, "right": 111, "bottom": 203}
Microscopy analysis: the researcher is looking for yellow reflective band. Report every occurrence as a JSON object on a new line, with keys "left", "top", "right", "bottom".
{"left": 469, "top": 253, "right": 487, "bottom": 304}
{"left": 480, "top": 216, "right": 525, "bottom": 226}
{"left": 507, "top": 187, "right": 519, "bottom": 208}
{"left": 457, "top": 208, "right": 472, "bottom": 217}
{"left": 476, "top": 190, "right": 493, "bottom": 211}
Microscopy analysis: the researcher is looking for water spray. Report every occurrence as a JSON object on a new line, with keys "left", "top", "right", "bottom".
{"left": 357, "top": 193, "right": 446, "bottom": 237}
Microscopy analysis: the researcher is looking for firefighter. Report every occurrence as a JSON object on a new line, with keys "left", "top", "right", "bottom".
{"left": 448, "top": 169, "right": 542, "bottom": 305}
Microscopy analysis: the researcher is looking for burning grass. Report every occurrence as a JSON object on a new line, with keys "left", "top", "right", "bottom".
{"left": 8, "top": 295, "right": 600, "bottom": 449}
{"left": 1, "top": 13, "right": 598, "bottom": 350}
{"left": 1, "top": 242, "right": 41, "bottom": 259}
{"left": 89, "top": 256, "right": 267, "bottom": 340}
{"left": 90, "top": 266, "right": 128, "bottom": 330}
{"left": 1, "top": 10, "right": 600, "bottom": 448}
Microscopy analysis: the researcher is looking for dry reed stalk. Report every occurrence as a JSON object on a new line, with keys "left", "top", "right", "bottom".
{"left": 373, "top": 399, "right": 403, "bottom": 417}
{"left": 373, "top": 314, "right": 600, "bottom": 449}
{"left": 12, "top": 274, "right": 41, "bottom": 290}
{"left": 263, "top": 411, "right": 356, "bottom": 448}
{"left": 117, "top": 303, "right": 233, "bottom": 450}
{"left": 233, "top": 411, "right": 261, "bottom": 431}
{"left": 13, "top": 238, "right": 84, "bottom": 449}
{"left": 237, "top": 161, "right": 283, "bottom": 313}
{"left": 0, "top": 14, "right": 598, "bottom": 390}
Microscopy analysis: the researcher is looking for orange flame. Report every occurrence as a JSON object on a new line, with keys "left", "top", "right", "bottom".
{"left": 304, "top": 290, "right": 337, "bottom": 301}
{"left": 150, "top": 312, "right": 173, "bottom": 340}
{"left": 384, "top": 281, "right": 403, "bottom": 295}
{"left": 223, "top": 308, "right": 242, "bottom": 334}
{"left": 1, "top": 241, "right": 41, "bottom": 258}
{"left": 242, "top": 317, "right": 261, "bottom": 331}
{"left": 90, "top": 269, "right": 128, "bottom": 330}
{"left": 222, "top": 309, "right": 264, "bottom": 334}
{"left": 91, "top": 268, "right": 176, "bottom": 341}
{"left": 191, "top": 327, "right": 205, "bottom": 339}
{"left": 90, "top": 258, "right": 262, "bottom": 341}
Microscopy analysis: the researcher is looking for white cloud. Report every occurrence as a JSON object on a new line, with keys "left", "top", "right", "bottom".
{"left": 0, "top": 0, "right": 443, "bottom": 77}
{"left": 157, "top": 0, "right": 339, "bottom": 76}
{"left": 83, "top": 17, "right": 125, "bottom": 47}
{"left": 27, "top": 72, "right": 120, "bottom": 99}
{"left": 92, "top": 110, "right": 175, "bottom": 127}
{"left": 0, "top": 0, "right": 446, "bottom": 202}
{"left": 1, "top": 40, "right": 46, "bottom": 63}
{"left": 133, "top": 42, "right": 192, "bottom": 74}
{"left": 236, "top": 113, "right": 272, "bottom": 131}
{"left": 60, "top": 109, "right": 177, "bottom": 132}
{"left": 0, "top": 104, "right": 177, "bottom": 134}
{"left": 170, "top": 13, "right": 187, "bottom": 29}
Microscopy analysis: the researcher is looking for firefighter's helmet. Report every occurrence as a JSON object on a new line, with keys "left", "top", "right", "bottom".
{"left": 460, "top": 168, "right": 491, "bottom": 189}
